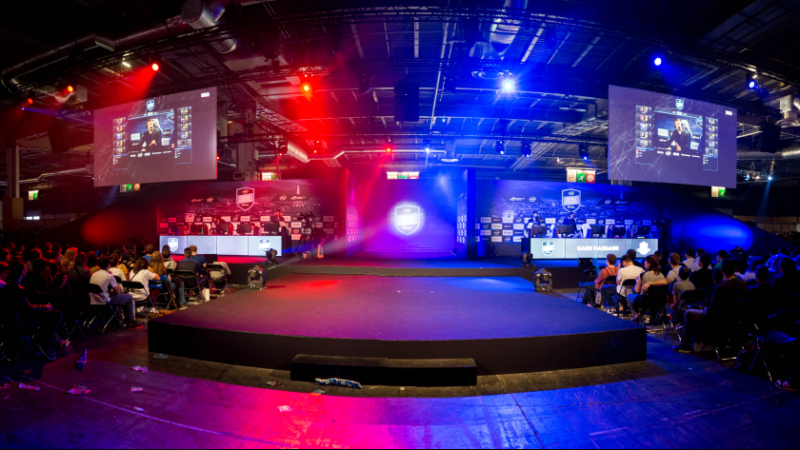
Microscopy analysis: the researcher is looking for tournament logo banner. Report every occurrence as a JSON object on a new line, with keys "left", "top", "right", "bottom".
{"left": 146, "top": 99, "right": 155, "bottom": 112}
{"left": 542, "top": 241, "right": 555, "bottom": 256}
{"left": 562, "top": 189, "right": 581, "bottom": 212}
{"left": 259, "top": 239, "right": 273, "bottom": 253}
{"left": 167, "top": 238, "right": 179, "bottom": 252}
{"left": 236, "top": 187, "right": 255, "bottom": 211}
{"left": 395, "top": 204, "right": 421, "bottom": 236}
{"left": 676, "top": 98, "right": 685, "bottom": 111}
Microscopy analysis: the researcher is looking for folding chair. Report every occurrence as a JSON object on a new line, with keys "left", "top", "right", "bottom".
{"left": 709, "top": 300, "right": 752, "bottom": 362}
{"left": 633, "top": 286, "right": 670, "bottom": 328}
{"left": 121, "top": 281, "right": 164, "bottom": 317}
{"left": 60, "top": 287, "right": 88, "bottom": 342}
{"left": 207, "top": 264, "right": 229, "bottom": 297}
{"left": 176, "top": 270, "right": 205, "bottom": 303}
{"left": 0, "top": 311, "right": 56, "bottom": 362}
{"left": 661, "top": 289, "right": 707, "bottom": 340}
{"left": 84, "top": 284, "right": 126, "bottom": 334}
{"left": 576, "top": 269, "right": 598, "bottom": 303}
{"left": 749, "top": 309, "right": 800, "bottom": 382}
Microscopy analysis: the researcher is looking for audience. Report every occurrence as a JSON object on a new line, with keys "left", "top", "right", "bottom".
{"left": 583, "top": 254, "right": 618, "bottom": 307}
{"left": 682, "top": 248, "right": 695, "bottom": 270}
{"left": 128, "top": 258, "right": 161, "bottom": 306}
{"left": 689, "top": 254, "right": 714, "bottom": 286}
{"left": 642, "top": 252, "right": 682, "bottom": 292}
{"left": 626, "top": 249, "right": 642, "bottom": 268}
{"left": 89, "top": 257, "right": 143, "bottom": 330}
{"left": 143, "top": 244, "right": 155, "bottom": 263}
{"left": 626, "top": 255, "right": 665, "bottom": 323}
{"left": 603, "top": 254, "right": 644, "bottom": 311}
{"left": 0, "top": 262, "right": 8, "bottom": 289}
{"left": 188, "top": 245, "right": 208, "bottom": 269}
{"left": 162, "top": 246, "right": 177, "bottom": 272}
{"left": 743, "top": 257, "right": 764, "bottom": 283}
{"left": 690, "top": 249, "right": 705, "bottom": 272}
{"left": 673, "top": 260, "right": 748, "bottom": 354}
{"left": 108, "top": 254, "right": 127, "bottom": 280}
{"left": 671, "top": 266, "right": 695, "bottom": 310}
{"left": 773, "top": 257, "right": 800, "bottom": 296}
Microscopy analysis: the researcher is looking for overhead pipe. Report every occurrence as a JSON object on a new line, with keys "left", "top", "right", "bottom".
{"left": 0, "top": 167, "right": 89, "bottom": 186}
{"left": 486, "top": 0, "right": 529, "bottom": 57}
{"left": 736, "top": 146, "right": 800, "bottom": 160}
{"left": 1, "top": 0, "right": 239, "bottom": 90}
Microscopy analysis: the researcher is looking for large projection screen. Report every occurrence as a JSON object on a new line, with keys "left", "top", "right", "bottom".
{"left": 608, "top": 85, "right": 737, "bottom": 189}
{"left": 93, "top": 87, "right": 217, "bottom": 187}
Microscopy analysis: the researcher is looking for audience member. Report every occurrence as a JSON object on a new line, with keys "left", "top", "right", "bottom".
{"left": 748, "top": 266, "right": 776, "bottom": 303}
{"left": 773, "top": 257, "right": 800, "bottom": 296}
{"left": 673, "top": 260, "right": 747, "bottom": 354}
{"left": 626, "top": 249, "right": 642, "bottom": 268}
{"left": 671, "top": 266, "right": 695, "bottom": 310}
{"left": 0, "top": 262, "right": 8, "bottom": 289}
{"left": 108, "top": 255, "right": 127, "bottom": 280}
{"left": 143, "top": 244, "right": 155, "bottom": 263}
{"left": 583, "top": 254, "right": 617, "bottom": 307}
{"left": 88, "top": 254, "right": 100, "bottom": 274}
{"left": 690, "top": 249, "right": 705, "bottom": 272}
{"left": 0, "top": 261, "right": 64, "bottom": 358}
{"left": 188, "top": 245, "right": 207, "bottom": 269}
{"left": 642, "top": 253, "right": 682, "bottom": 292}
{"left": 162, "top": 246, "right": 177, "bottom": 272}
{"left": 627, "top": 255, "right": 665, "bottom": 322}
{"left": 682, "top": 249, "right": 695, "bottom": 270}
{"left": 89, "top": 256, "right": 142, "bottom": 329}
{"left": 128, "top": 258, "right": 161, "bottom": 305}
{"left": 714, "top": 250, "right": 730, "bottom": 270}
{"left": 690, "top": 254, "right": 714, "bottom": 286}
{"left": 743, "top": 257, "right": 764, "bottom": 283}
{"left": 602, "top": 254, "right": 644, "bottom": 310}
{"left": 60, "top": 247, "right": 77, "bottom": 275}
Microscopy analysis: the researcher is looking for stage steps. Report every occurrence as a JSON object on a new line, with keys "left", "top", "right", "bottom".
{"left": 290, "top": 354, "right": 478, "bottom": 387}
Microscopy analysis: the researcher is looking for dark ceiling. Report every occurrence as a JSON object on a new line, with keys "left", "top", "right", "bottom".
{"left": 1, "top": 0, "right": 800, "bottom": 192}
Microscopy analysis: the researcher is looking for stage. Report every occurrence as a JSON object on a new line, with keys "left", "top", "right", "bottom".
{"left": 197, "top": 253, "right": 588, "bottom": 289}
{"left": 149, "top": 274, "right": 646, "bottom": 384}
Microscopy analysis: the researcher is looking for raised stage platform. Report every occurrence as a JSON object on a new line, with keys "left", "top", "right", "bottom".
{"left": 149, "top": 274, "right": 646, "bottom": 381}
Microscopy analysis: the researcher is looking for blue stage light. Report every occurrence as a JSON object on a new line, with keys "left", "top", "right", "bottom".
{"left": 748, "top": 80, "right": 757, "bottom": 90}
{"left": 654, "top": 57, "right": 662, "bottom": 67}
{"left": 768, "top": 175, "right": 773, "bottom": 181}
{"left": 502, "top": 79, "right": 514, "bottom": 92}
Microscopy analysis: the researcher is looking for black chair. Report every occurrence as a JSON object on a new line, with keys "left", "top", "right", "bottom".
{"left": 749, "top": 309, "right": 800, "bottom": 383}
{"left": 632, "top": 285, "right": 670, "bottom": 327}
{"left": 576, "top": 269, "right": 598, "bottom": 303}
{"left": 207, "top": 264, "right": 229, "bottom": 297}
{"left": 121, "top": 281, "right": 162, "bottom": 317}
{"left": 709, "top": 300, "right": 753, "bottom": 362}
{"left": 0, "top": 311, "right": 57, "bottom": 362}
{"left": 84, "top": 284, "right": 125, "bottom": 334}
{"left": 661, "top": 289, "right": 707, "bottom": 340}
{"left": 176, "top": 270, "right": 205, "bottom": 303}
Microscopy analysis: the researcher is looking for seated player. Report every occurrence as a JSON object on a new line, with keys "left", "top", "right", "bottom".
{"left": 660, "top": 117, "right": 693, "bottom": 152}
{"left": 140, "top": 119, "right": 163, "bottom": 151}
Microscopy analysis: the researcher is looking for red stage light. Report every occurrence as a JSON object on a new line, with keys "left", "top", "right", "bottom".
{"left": 27, "top": 98, "right": 33, "bottom": 105}
{"left": 152, "top": 63, "right": 160, "bottom": 72}
{"left": 216, "top": 156, "right": 220, "bottom": 160}
{"left": 67, "top": 86, "right": 74, "bottom": 93}
{"left": 302, "top": 82, "right": 311, "bottom": 93}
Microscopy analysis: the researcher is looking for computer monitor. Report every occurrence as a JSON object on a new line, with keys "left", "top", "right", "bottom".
{"left": 557, "top": 225, "right": 575, "bottom": 236}
{"left": 264, "top": 222, "right": 280, "bottom": 234}
{"left": 190, "top": 224, "right": 205, "bottom": 235}
{"left": 590, "top": 225, "right": 606, "bottom": 237}
{"left": 239, "top": 223, "right": 252, "bottom": 234}
{"left": 613, "top": 225, "right": 627, "bottom": 238}
{"left": 531, "top": 225, "right": 547, "bottom": 236}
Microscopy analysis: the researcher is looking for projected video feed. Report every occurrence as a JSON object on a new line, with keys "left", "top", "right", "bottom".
{"left": 94, "top": 88, "right": 217, "bottom": 187}
{"left": 609, "top": 86, "right": 736, "bottom": 188}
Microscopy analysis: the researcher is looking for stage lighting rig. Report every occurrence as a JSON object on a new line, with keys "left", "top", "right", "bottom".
{"left": 385, "top": 137, "right": 394, "bottom": 153}
{"left": 495, "top": 140, "right": 505, "bottom": 155}
{"left": 358, "top": 73, "right": 373, "bottom": 95}
{"left": 423, "top": 138, "right": 432, "bottom": 153}
{"left": 313, "top": 139, "right": 323, "bottom": 154}
{"left": 521, "top": 141, "right": 532, "bottom": 158}
{"left": 579, "top": 144, "right": 590, "bottom": 161}
{"left": 502, "top": 78, "right": 515, "bottom": 93}
{"left": 653, "top": 57, "right": 662, "bottom": 67}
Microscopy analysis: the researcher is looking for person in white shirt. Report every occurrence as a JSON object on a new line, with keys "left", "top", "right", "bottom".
{"left": 602, "top": 254, "right": 644, "bottom": 308}
{"left": 690, "top": 249, "right": 705, "bottom": 272}
{"left": 128, "top": 258, "right": 161, "bottom": 303}
{"left": 89, "top": 257, "right": 142, "bottom": 329}
{"left": 108, "top": 255, "right": 126, "bottom": 280}
{"left": 682, "top": 248, "right": 695, "bottom": 270}
{"left": 617, "top": 254, "right": 645, "bottom": 297}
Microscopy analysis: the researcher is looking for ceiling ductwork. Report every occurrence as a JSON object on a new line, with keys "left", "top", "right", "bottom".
{"left": 736, "top": 146, "right": 800, "bottom": 160}
{"left": 181, "top": 0, "right": 238, "bottom": 55}
{"left": 1, "top": 0, "right": 238, "bottom": 91}
{"left": 776, "top": 95, "right": 800, "bottom": 127}
{"left": 470, "top": 0, "right": 528, "bottom": 59}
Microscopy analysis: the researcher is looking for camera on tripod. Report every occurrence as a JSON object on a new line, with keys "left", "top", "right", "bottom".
{"left": 295, "top": 212, "right": 315, "bottom": 227}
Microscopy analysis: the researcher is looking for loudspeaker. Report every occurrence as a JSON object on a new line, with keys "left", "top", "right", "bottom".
{"left": 48, "top": 121, "right": 72, "bottom": 153}
{"left": 394, "top": 81, "right": 419, "bottom": 122}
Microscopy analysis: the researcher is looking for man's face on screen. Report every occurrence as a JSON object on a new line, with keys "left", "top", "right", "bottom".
{"left": 147, "top": 121, "right": 155, "bottom": 133}
{"left": 674, "top": 119, "right": 683, "bottom": 134}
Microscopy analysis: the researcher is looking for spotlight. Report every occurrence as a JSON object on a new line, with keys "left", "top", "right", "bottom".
{"left": 768, "top": 175, "right": 773, "bottom": 181}
{"left": 278, "top": 143, "right": 287, "bottom": 156}
{"left": 216, "top": 156, "right": 220, "bottom": 160}
{"left": 744, "top": 173, "right": 751, "bottom": 181}
{"left": 27, "top": 98, "right": 33, "bottom": 105}
{"left": 313, "top": 139, "right": 322, "bottom": 154}
{"left": 385, "top": 137, "right": 393, "bottom": 153}
{"left": 301, "top": 82, "right": 312, "bottom": 93}
{"left": 653, "top": 57, "right": 662, "bottom": 67}
{"left": 423, "top": 138, "right": 432, "bottom": 153}
{"left": 579, "top": 144, "right": 589, "bottom": 161}
{"left": 502, "top": 78, "right": 515, "bottom": 92}
{"left": 521, "top": 141, "right": 532, "bottom": 158}
{"left": 495, "top": 141, "right": 505, "bottom": 155}
{"left": 122, "top": 60, "right": 131, "bottom": 68}
{"left": 67, "top": 85, "right": 74, "bottom": 93}
{"left": 151, "top": 63, "right": 160, "bottom": 72}
{"left": 748, "top": 79, "right": 758, "bottom": 90}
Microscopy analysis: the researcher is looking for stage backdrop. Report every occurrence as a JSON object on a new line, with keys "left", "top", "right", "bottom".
{"left": 476, "top": 180, "right": 665, "bottom": 256}
{"left": 362, "top": 177, "right": 458, "bottom": 256}
{"left": 156, "top": 180, "right": 342, "bottom": 253}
